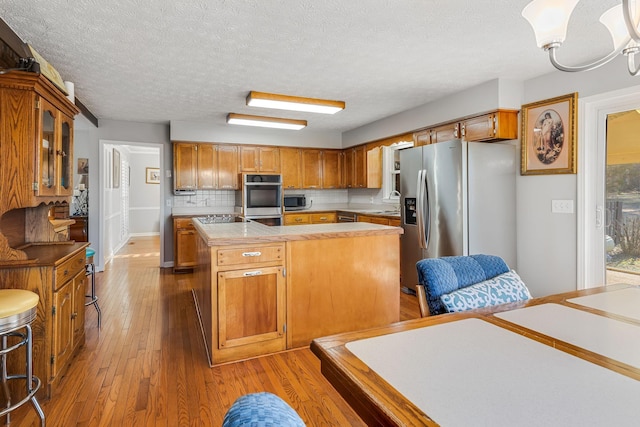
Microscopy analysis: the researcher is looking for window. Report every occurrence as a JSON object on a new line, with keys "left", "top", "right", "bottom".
{"left": 382, "top": 142, "right": 413, "bottom": 201}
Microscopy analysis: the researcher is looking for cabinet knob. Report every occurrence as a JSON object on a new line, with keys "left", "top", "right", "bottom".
{"left": 71, "top": 312, "right": 77, "bottom": 319}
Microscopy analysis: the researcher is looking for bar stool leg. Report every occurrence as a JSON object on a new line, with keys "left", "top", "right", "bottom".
{"left": 1, "top": 335, "right": 10, "bottom": 425}
{"left": 25, "top": 325, "right": 44, "bottom": 426}
{"left": 85, "top": 261, "right": 101, "bottom": 328}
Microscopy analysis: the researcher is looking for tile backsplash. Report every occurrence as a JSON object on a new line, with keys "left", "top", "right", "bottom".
{"left": 171, "top": 190, "right": 236, "bottom": 208}
{"left": 171, "top": 188, "right": 388, "bottom": 209}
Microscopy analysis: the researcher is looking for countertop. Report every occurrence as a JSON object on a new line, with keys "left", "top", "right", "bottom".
{"left": 193, "top": 219, "right": 403, "bottom": 246}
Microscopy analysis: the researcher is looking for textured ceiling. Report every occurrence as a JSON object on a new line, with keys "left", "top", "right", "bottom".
{"left": 0, "top": 0, "right": 621, "bottom": 133}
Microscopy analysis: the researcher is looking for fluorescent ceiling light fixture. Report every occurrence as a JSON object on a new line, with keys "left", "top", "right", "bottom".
{"left": 246, "top": 91, "right": 345, "bottom": 114}
{"left": 226, "top": 113, "right": 307, "bottom": 130}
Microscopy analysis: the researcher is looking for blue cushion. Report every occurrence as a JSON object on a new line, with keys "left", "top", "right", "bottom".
{"left": 416, "top": 255, "right": 510, "bottom": 315}
{"left": 86, "top": 248, "right": 95, "bottom": 257}
{"left": 440, "top": 270, "right": 531, "bottom": 313}
{"left": 222, "top": 392, "right": 305, "bottom": 427}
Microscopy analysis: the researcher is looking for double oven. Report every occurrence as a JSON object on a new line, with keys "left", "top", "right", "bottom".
{"left": 236, "top": 174, "right": 283, "bottom": 226}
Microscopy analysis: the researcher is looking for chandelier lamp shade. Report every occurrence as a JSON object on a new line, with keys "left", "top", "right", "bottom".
{"left": 226, "top": 113, "right": 307, "bottom": 130}
{"left": 522, "top": 0, "right": 640, "bottom": 75}
{"left": 246, "top": 91, "right": 345, "bottom": 114}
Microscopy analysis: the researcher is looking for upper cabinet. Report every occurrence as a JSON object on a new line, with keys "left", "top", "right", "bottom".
{"left": 413, "top": 110, "right": 519, "bottom": 146}
{"left": 280, "top": 147, "right": 302, "bottom": 189}
{"left": 0, "top": 72, "right": 79, "bottom": 212}
{"left": 301, "top": 149, "right": 323, "bottom": 189}
{"left": 321, "top": 150, "right": 343, "bottom": 189}
{"left": 173, "top": 143, "right": 240, "bottom": 191}
{"left": 240, "top": 146, "right": 280, "bottom": 173}
{"left": 461, "top": 110, "right": 518, "bottom": 142}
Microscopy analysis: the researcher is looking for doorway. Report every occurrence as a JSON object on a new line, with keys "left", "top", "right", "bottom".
{"left": 98, "top": 140, "right": 164, "bottom": 271}
{"left": 578, "top": 85, "right": 640, "bottom": 288}
{"left": 604, "top": 110, "right": 640, "bottom": 285}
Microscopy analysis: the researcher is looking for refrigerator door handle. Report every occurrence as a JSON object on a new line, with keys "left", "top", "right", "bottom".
{"left": 424, "top": 168, "right": 430, "bottom": 250}
{"left": 417, "top": 169, "right": 428, "bottom": 249}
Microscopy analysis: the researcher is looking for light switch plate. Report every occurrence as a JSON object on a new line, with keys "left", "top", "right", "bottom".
{"left": 552, "top": 199, "right": 574, "bottom": 214}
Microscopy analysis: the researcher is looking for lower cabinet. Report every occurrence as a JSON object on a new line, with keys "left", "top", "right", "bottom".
{"left": 195, "top": 241, "right": 287, "bottom": 365}
{"left": 0, "top": 243, "right": 88, "bottom": 399}
{"left": 358, "top": 214, "right": 400, "bottom": 226}
{"left": 174, "top": 217, "right": 197, "bottom": 271}
{"left": 217, "top": 265, "right": 285, "bottom": 350}
{"left": 52, "top": 269, "right": 86, "bottom": 379}
{"left": 284, "top": 212, "right": 337, "bottom": 225}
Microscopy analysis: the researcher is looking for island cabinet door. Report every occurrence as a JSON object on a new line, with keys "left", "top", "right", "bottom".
{"left": 217, "top": 266, "right": 286, "bottom": 350}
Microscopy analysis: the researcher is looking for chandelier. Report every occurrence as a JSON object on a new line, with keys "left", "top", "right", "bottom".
{"left": 522, "top": 0, "right": 640, "bottom": 75}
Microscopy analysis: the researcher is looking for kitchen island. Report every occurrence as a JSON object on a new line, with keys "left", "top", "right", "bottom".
{"left": 192, "top": 219, "right": 402, "bottom": 365}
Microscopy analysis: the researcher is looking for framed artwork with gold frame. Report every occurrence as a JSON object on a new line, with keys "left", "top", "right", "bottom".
{"left": 521, "top": 92, "right": 577, "bottom": 175}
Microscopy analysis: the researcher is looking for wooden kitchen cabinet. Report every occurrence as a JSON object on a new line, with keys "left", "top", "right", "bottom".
{"left": 344, "top": 148, "right": 355, "bottom": 188}
{"left": 413, "top": 129, "right": 432, "bottom": 146}
{"left": 240, "top": 146, "right": 280, "bottom": 173}
{"left": 173, "top": 143, "right": 240, "bottom": 190}
{"left": 197, "top": 143, "right": 217, "bottom": 189}
{"left": 216, "top": 145, "right": 240, "bottom": 190}
{"left": 280, "top": 147, "right": 302, "bottom": 189}
{"left": 0, "top": 243, "right": 88, "bottom": 398}
{"left": 217, "top": 265, "right": 285, "bottom": 351}
{"left": 310, "top": 212, "right": 337, "bottom": 224}
{"left": 284, "top": 213, "right": 311, "bottom": 225}
{"left": 173, "top": 217, "right": 197, "bottom": 271}
{"left": 353, "top": 145, "right": 367, "bottom": 188}
{"left": 430, "top": 122, "right": 460, "bottom": 144}
{"left": 322, "top": 150, "right": 343, "bottom": 189}
{"left": 0, "top": 72, "right": 79, "bottom": 211}
{"left": 173, "top": 143, "right": 198, "bottom": 189}
{"left": 358, "top": 214, "right": 392, "bottom": 225}
{"left": 462, "top": 110, "right": 518, "bottom": 142}
{"left": 195, "top": 241, "right": 286, "bottom": 365}
{"left": 301, "top": 149, "right": 322, "bottom": 189}
{"left": 52, "top": 268, "right": 86, "bottom": 379}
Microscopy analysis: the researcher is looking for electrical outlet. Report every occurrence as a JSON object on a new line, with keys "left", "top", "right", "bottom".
{"left": 166, "top": 199, "right": 172, "bottom": 207}
{"left": 551, "top": 199, "right": 574, "bottom": 214}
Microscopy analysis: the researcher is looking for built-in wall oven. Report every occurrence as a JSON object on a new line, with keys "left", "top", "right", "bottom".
{"left": 237, "top": 174, "right": 283, "bottom": 225}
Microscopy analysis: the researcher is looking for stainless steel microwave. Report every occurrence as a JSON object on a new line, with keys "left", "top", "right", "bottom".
{"left": 284, "top": 194, "right": 306, "bottom": 211}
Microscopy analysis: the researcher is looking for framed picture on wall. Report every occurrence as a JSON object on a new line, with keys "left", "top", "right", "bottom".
{"left": 146, "top": 167, "right": 160, "bottom": 184}
{"left": 113, "top": 149, "right": 121, "bottom": 188}
{"left": 77, "top": 158, "right": 89, "bottom": 174}
{"left": 521, "top": 92, "right": 578, "bottom": 175}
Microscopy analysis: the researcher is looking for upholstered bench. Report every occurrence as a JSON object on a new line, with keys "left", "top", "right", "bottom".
{"left": 222, "top": 392, "right": 305, "bottom": 427}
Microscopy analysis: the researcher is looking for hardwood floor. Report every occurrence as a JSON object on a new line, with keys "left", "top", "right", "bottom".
{"left": 12, "top": 236, "right": 420, "bottom": 426}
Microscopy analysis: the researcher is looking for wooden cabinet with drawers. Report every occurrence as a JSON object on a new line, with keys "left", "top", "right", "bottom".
{"left": 0, "top": 243, "right": 88, "bottom": 398}
{"left": 284, "top": 211, "right": 337, "bottom": 225}
{"left": 195, "top": 241, "right": 286, "bottom": 365}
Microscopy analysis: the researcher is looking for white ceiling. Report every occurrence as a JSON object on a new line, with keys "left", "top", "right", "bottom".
{"left": 0, "top": 0, "right": 621, "bottom": 133}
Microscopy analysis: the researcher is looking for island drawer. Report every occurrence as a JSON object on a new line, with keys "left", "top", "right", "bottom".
{"left": 217, "top": 244, "right": 284, "bottom": 266}
{"left": 55, "top": 250, "right": 86, "bottom": 290}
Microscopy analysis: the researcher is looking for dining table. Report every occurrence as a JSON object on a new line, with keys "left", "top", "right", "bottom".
{"left": 310, "top": 283, "right": 640, "bottom": 426}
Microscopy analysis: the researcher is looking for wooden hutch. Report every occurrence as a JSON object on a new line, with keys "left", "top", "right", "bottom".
{"left": 0, "top": 71, "right": 88, "bottom": 399}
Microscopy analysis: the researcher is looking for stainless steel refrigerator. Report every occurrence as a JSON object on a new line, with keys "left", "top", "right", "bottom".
{"left": 399, "top": 140, "right": 516, "bottom": 293}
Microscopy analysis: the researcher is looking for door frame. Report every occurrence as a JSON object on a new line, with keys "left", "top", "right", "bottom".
{"left": 578, "top": 84, "right": 640, "bottom": 288}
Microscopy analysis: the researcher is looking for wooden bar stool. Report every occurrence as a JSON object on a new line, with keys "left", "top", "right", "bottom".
{"left": 0, "top": 289, "right": 45, "bottom": 426}
{"left": 85, "top": 248, "right": 101, "bottom": 328}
